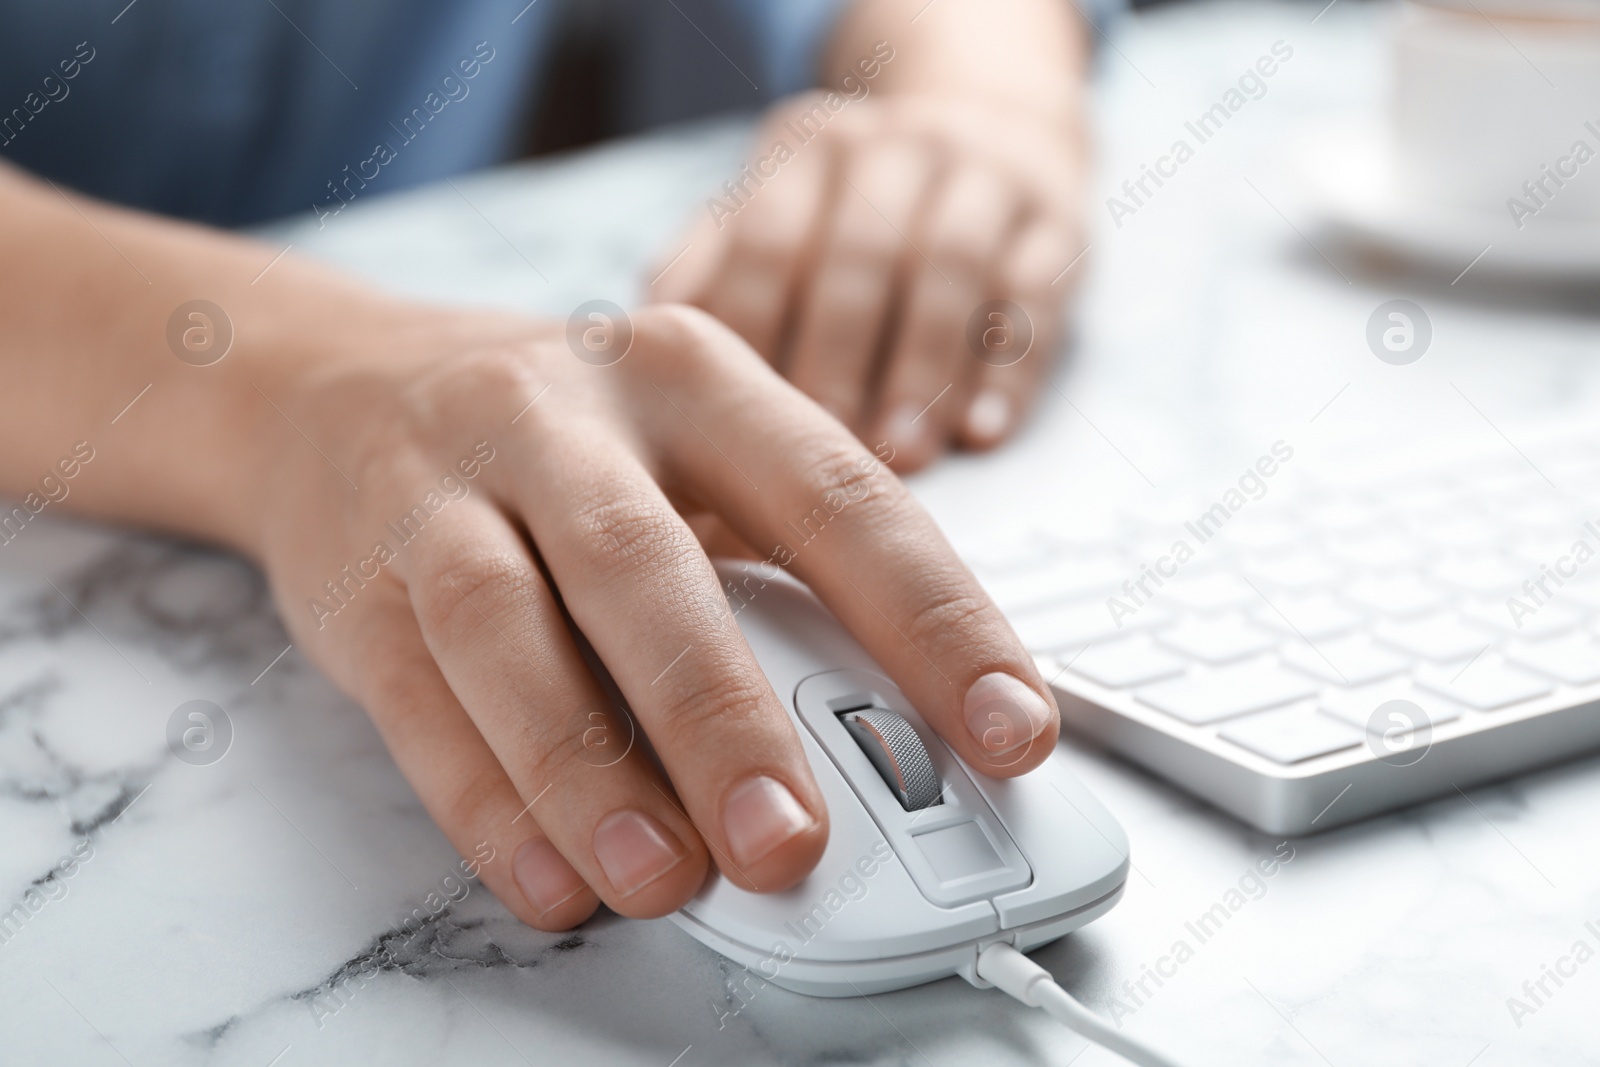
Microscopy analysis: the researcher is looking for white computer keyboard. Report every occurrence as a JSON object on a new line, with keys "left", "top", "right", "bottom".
{"left": 969, "top": 439, "right": 1600, "bottom": 833}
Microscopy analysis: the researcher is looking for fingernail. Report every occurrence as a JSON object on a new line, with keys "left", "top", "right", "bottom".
{"left": 883, "top": 402, "right": 929, "bottom": 457}
{"left": 513, "top": 838, "right": 588, "bottom": 917}
{"left": 592, "top": 810, "right": 687, "bottom": 896}
{"left": 723, "top": 775, "right": 817, "bottom": 867}
{"left": 966, "top": 390, "right": 1011, "bottom": 443}
{"left": 965, "top": 672, "right": 1055, "bottom": 759}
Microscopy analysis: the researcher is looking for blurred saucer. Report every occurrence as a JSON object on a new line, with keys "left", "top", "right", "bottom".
{"left": 1291, "top": 116, "right": 1600, "bottom": 278}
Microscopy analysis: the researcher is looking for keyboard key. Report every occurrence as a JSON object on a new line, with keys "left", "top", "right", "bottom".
{"left": 1327, "top": 532, "right": 1425, "bottom": 569}
{"left": 1506, "top": 634, "right": 1600, "bottom": 686}
{"left": 1067, "top": 636, "right": 1186, "bottom": 689}
{"left": 1009, "top": 599, "right": 1170, "bottom": 652}
{"left": 1560, "top": 584, "right": 1600, "bottom": 611}
{"left": 1162, "top": 572, "right": 1260, "bottom": 612}
{"left": 1504, "top": 499, "right": 1579, "bottom": 533}
{"left": 1460, "top": 598, "right": 1583, "bottom": 640}
{"left": 1343, "top": 574, "right": 1450, "bottom": 618}
{"left": 1156, "top": 614, "right": 1278, "bottom": 665}
{"left": 1219, "top": 708, "right": 1364, "bottom": 764}
{"left": 1216, "top": 517, "right": 1298, "bottom": 552}
{"left": 1452, "top": 455, "right": 1541, "bottom": 492}
{"left": 1242, "top": 551, "right": 1344, "bottom": 592}
{"left": 966, "top": 541, "right": 1060, "bottom": 577}
{"left": 1416, "top": 660, "right": 1552, "bottom": 710}
{"left": 1319, "top": 683, "right": 1463, "bottom": 732}
{"left": 1123, "top": 532, "right": 1212, "bottom": 568}
{"left": 1303, "top": 498, "right": 1382, "bottom": 533}
{"left": 1504, "top": 532, "right": 1583, "bottom": 570}
{"left": 1378, "top": 476, "right": 1466, "bottom": 512}
{"left": 1282, "top": 636, "right": 1409, "bottom": 686}
{"left": 1251, "top": 593, "right": 1364, "bottom": 641}
{"left": 982, "top": 555, "right": 1127, "bottom": 613}
{"left": 1374, "top": 614, "right": 1495, "bottom": 662}
{"left": 1429, "top": 553, "right": 1527, "bottom": 595}
{"left": 1417, "top": 513, "right": 1503, "bottom": 551}
{"left": 1135, "top": 663, "right": 1316, "bottom": 725}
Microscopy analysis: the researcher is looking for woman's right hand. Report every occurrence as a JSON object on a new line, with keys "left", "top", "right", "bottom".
{"left": 238, "top": 299, "right": 1061, "bottom": 930}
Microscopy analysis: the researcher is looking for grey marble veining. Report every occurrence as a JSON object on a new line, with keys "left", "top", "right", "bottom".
{"left": 4, "top": 2, "right": 1600, "bottom": 1065}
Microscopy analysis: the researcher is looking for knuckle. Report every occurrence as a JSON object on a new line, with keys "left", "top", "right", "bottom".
{"left": 791, "top": 443, "right": 905, "bottom": 524}
{"left": 516, "top": 702, "right": 611, "bottom": 790}
{"left": 854, "top": 139, "right": 926, "bottom": 185}
{"left": 633, "top": 303, "right": 733, "bottom": 360}
{"left": 925, "top": 229, "right": 992, "bottom": 280}
{"left": 1005, "top": 224, "right": 1078, "bottom": 298}
{"left": 803, "top": 268, "right": 885, "bottom": 330}
{"left": 631, "top": 303, "right": 757, "bottom": 380}
{"left": 727, "top": 223, "right": 801, "bottom": 277}
{"left": 770, "top": 90, "right": 829, "bottom": 130}
{"left": 360, "top": 668, "right": 424, "bottom": 736}
{"left": 429, "top": 344, "right": 543, "bottom": 409}
{"left": 442, "top": 768, "right": 512, "bottom": 839}
{"left": 904, "top": 582, "right": 997, "bottom": 654}
{"left": 896, "top": 293, "right": 969, "bottom": 356}
{"left": 659, "top": 667, "right": 772, "bottom": 741}
{"left": 414, "top": 548, "right": 537, "bottom": 637}
{"left": 828, "top": 224, "right": 900, "bottom": 268}
{"left": 565, "top": 489, "right": 696, "bottom": 585}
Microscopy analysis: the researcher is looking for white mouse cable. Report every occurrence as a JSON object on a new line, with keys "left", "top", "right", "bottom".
{"left": 975, "top": 942, "right": 1186, "bottom": 1067}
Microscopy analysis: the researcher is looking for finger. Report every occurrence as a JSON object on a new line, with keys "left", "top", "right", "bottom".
{"left": 640, "top": 305, "right": 1059, "bottom": 779}
{"left": 502, "top": 387, "right": 829, "bottom": 893}
{"left": 785, "top": 137, "right": 936, "bottom": 428}
{"left": 959, "top": 218, "right": 1079, "bottom": 450}
{"left": 694, "top": 128, "right": 831, "bottom": 361}
{"left": 344, "top": 586, "right": 600, "bottom": 931}
{"left": 399, "top": 498, "right": 711, "bottom": 917}
{"left": 870, "top": 164, "right": 1021, "bottom": 471}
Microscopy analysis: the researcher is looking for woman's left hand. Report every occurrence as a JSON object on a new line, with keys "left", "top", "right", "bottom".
{"left": 651, "top": 90, "right": 1089, "bottom": 472}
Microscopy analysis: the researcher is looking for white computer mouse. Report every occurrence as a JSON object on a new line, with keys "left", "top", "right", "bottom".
{"left": 669, "top": 560, "right": 1131, "bottom": 997}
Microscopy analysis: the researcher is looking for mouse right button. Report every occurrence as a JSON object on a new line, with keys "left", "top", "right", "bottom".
{"left": 967, "top": 747, "right": 1132, "bottom": 930}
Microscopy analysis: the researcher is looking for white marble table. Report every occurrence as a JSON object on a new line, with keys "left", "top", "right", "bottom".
{"left": 4, "top": 3, "right": 1599, "bottom": 1065}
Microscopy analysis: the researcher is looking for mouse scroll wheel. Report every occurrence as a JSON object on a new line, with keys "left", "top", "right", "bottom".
{"left": 841, "top": 710, "right": 943, "bottom": 812}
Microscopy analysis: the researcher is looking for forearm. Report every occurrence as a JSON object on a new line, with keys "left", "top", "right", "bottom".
{"left": 823, "top": 0, "right": 1090, "bottom": 124}
{"left": 0, "top": 163, "right": 442, "bottom": 557}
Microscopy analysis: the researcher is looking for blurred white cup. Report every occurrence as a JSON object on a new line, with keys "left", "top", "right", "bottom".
{"left": 1392, "top": 0, "right": 1600, "bottom": 223}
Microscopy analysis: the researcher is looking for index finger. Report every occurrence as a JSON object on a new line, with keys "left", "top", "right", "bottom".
{"left": 646, "top": 307, "right": 1058, "bottom": 776}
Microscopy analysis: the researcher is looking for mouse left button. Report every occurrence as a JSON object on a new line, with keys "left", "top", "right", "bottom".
{"left": 840, "top": 709, "right": 943, "bottom": 811}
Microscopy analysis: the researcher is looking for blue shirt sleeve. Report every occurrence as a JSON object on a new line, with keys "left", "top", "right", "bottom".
{"left": 0, "top": 0, "right": 853, "bottom": 227}
{"left": 0, "top": 0, "right": 560, "bottom": 227}
{"left": 721, "top": 0, "right": 853, "bottom": 95}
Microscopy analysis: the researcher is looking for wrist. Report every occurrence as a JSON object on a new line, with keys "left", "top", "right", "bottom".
{"left": 208, "top": 287, "right": 529, "bottom": 561}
